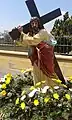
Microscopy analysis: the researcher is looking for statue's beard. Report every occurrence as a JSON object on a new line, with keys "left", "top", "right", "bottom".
{"left": 32, "top": 27, "right": 39, "bottom": 35}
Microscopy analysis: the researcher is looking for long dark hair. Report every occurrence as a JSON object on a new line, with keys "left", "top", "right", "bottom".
{"left": 28, "top": 17, "right": 44, "bottom": 36}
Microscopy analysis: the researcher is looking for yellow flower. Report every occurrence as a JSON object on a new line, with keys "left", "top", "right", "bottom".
{"left": 30, "top": 86, "right": 35, "bottom": 91}
{"left": 21, "top": 68, "right": 33, "bottom": 73}
{"left": 1, "top": 83, "right": 6, "bottom": 89}
{"left": 5, "top": 77, "right": 11, "bottom": 85}
{"left": 25, "top": 68, "right": 33, "bottom": 72}
{"left": 1, "top": 90, "right": 6, "bottom": 96}
{"left": 20, "top": 102, "right": 26, "bottom": 109}
{"left": 21, "top": 90, "right": 26, "bottom": 96}
{"left": 15, "top": 98, "right": 19, "bottom": 105}
{"left": 21, "top": 69, "right": 25, "bottom": 73}
{"left": 61, "top": 84, "right": 67, "bottom": 88}
{"left": 65, "top": 94, "right": 71, "bottom": 100}
{"left": 6, "top": 73, "right": 12, "bottom": 78}
{"left": 34, "top": 99, "right": 39, "bottom": 106}
{"left": 53, "top": 93, "right": 59, "bottom": 100}
{"left": 53, "top": 79, "right": 62, "bottom": 84}
{"left": 35, "top": 82, "right": 41, "bottom": 87}
{"left": 68, "top": 77, "right": 72, "bottom": 83}
{"left": 41, "top": 81, "right": 45, "bottom": 84}
{"left": 69, "top": 76, "right": 72, "bottom": 80}
{"left": 44, "top": 97, "right": 50, "bottom": 103}
{"left": 69, "top": 80, "right": 72, "bottom": 83}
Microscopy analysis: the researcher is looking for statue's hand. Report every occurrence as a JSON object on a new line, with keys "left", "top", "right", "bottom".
{"left": 17, "top": 26, "right": 23, "bottom": 33}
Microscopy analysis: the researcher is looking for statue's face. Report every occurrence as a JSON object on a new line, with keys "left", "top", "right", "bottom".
{"left": 30, "top": 19, "right": 39, "bottom": 29}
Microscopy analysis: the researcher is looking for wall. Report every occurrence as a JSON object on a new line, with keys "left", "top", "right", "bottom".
{"left": 0, "top": 50, "right": 72, "bottom": 77}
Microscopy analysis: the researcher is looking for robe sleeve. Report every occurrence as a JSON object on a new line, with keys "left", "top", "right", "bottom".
{"left": 18, "top": 29, "right": 55, "bottom": 46}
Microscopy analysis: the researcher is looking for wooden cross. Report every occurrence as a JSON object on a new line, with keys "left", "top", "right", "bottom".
{"left": 9, "top": 0, "right": 65, "bottom": 84}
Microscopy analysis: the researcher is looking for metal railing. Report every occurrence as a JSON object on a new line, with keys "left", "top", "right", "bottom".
{"left": 0, "top": 36, "right": 72, "bottom": 55}
{"left": 54, "top": 36, "right": 72, "bottom": 55}
{"left": 0, "top": 41, "right": 28, "bottom": 52}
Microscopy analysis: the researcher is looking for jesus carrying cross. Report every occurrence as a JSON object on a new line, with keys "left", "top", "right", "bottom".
{"left": 17, "top": 17, "right": 59, "bottom": 86}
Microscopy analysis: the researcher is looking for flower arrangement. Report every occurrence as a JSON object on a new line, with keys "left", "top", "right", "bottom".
{"left": 0, "top": 73, "right": 14, "bottom": 105}
{"left": 12, "top": 79, "right": 72, "bottom": 120}
{"left": 0, "top": 69, "right": 72, "bottom": 120}
{"left": 0, "top": 69, "right": 34, "bottom": 119}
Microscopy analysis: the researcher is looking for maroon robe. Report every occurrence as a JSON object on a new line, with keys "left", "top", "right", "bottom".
{"left": 29, "top": 41, "right": 54, "bottom": 77}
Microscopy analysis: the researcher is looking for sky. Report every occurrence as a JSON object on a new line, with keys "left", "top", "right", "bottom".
{"left": 0, "top": 0, "right": 72, "bottom": 33}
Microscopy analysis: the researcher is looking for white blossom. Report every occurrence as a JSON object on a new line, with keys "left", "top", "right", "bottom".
{"left": 0, "top": 84, "right": 2, "bottom": 88}
{"left": 21, "top": 95, "right": 26, "bottom": 101}
{"left": 58, "top": 104, "right": 62, "bottom": 107}
{"left": 49, "top": 89, "right": 53, "bottom": 93}
{"left": 4, "top": 75, "right": 7, "bottom": 79}
{"left": 69, "top": 88, "right": 72, "bottom": 92}
{"left": 42, "top": 86, "right": 49, "bottom": 93}
{"left": 28, "top": 89, "right": 38, "bottom": 98}
{"left": 54, "top": 86, "right": 59, "bottom": 90}
{"left": 0, "top": 78, "right": 5, "bottom": 82}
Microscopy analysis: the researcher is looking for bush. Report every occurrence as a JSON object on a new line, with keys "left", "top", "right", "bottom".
{"left": 0, "top": 70, "right": 72, "bottom": 120}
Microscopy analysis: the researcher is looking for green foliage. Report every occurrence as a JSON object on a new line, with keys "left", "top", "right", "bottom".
{"left": 0, "top": 70, "right": 33, "bottom": 119}
{"left": 12, "top": 79, "right": 72, "bottom": 120}
{"left": 51, "top": 12, "right": 72, "bottom": 54}
{"left": 51, "top": 12, "right": 72, "bottom": 37}
{"left": 0, "top": 71, "right": 72, "bottom": 120}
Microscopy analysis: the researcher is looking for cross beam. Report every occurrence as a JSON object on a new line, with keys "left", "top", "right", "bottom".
{"left": 9, "top": 0, "right": 65, "bottom": 84}
{"left": 26, "top": 0, "right": 61, "bottom": 24}
{"left": 9, "top": 2, "right": 61, "bottom": 40}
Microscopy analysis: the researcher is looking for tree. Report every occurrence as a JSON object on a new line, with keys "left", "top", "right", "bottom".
{"left": 51, "top": 12, "right": 72, "bottom": 54}
{"left": 63, "top": 12, "right": 69, "bottom": 21}
{"left": 3, "top": 30, "right": 13, "bottom": 44}
{"left": 51, "top": 12, "right": 72, "bottom": 36}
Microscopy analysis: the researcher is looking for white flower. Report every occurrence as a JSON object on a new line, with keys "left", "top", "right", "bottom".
{"left": 21, "top": 95, "right": 26, "bottom": 101}
{"left": 54, "top": 86, "right": 59, "bottom": 90}
{"left": 0, "top": 84, "right": 2, "bottom": 88}
{"left": 0, "top": 78, "right": 5, "bottom": 82}
{"left": 69, "top": 88, "right": 72, "bottom": 92}
{"left": 42, "top": 86, "right": 49, "bottom": 93}
{"left": 37, "top": 88, "right": 41, "bottom": 92}
{"left": 58, "top": 104, "right": 62, "bottom": 107}
{"left": 4, "top": 75, "right": 7, "bottom": 79}
{"left": 7, "top": 92, "right": 12, "bottom": 97}
{"left": 28, "top": 89, "right": 38, "bottom": 98}
{"left": 49, "top": 89, "right": 53, "bottom": 93}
